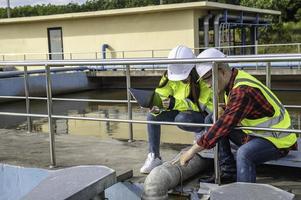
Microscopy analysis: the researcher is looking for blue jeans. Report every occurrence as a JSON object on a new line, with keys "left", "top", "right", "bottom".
{"left": 147, "top": 110, "right": 206, "bottom": 157}
{"left": 219, "top": 130, "right": 283, "bottom": 183}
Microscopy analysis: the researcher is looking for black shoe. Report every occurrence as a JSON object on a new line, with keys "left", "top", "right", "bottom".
{"left": 199, "top": 173, "right": 236, "bottom": 184}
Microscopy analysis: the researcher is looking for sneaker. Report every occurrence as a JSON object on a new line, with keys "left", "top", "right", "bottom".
{"left": 140, "top": 153, "right": 163, "bottom": 174}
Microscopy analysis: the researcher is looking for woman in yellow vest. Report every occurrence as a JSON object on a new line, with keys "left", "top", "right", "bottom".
{"left": 178, "top": 48, "right": 297, "bottom": 183}
{"left": 140, "top": 45, "right": 209, "bottom": 174}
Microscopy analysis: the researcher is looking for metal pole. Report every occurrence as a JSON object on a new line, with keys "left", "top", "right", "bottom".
{"left": 6, "top": 0, "right": 10, "bottom": 18}
{"left": 45, "top": 65, "right": 56, "bottom": 167}
{"left": 212, "top": 62, "right": 221, "bottom": 185}
{"left": 266, "top": 62, "right": 271, "bottom": 89}
{"left": 151, "top": 50, "right": 155, "bottom": 70}
{"left": 298, "top": 43, "right": 301, "bottom": 70}
{"left": 298, "top": 113, "right": 301, "bottom": 130}
{"left": 70, "top": 53, "right": 72, "bottom": 60}
{"left": 126, "top": 65, "right": 133, "bottom": 142}
{"left": 24, "top": 66, "right": 32, "bottom": 133}
{"left": 95, "top": 52, "right": 98, "bottom": 59}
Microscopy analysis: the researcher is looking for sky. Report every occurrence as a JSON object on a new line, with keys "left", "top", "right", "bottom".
{"left": 0, "top": 0, "right": 87, "bottom": 8}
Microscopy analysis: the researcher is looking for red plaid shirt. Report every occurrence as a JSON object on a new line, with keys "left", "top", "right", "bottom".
{"left": 197, "top": 69, "right": 276, "bottom": 149}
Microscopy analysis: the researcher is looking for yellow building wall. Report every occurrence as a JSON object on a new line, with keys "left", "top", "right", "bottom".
{"left": 0, "top": 9, "right": 203, "bottom": 60}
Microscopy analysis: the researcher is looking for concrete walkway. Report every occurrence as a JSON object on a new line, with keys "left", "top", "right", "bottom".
{"left": 1, "top": 129, "right": 301, "bottom": 198}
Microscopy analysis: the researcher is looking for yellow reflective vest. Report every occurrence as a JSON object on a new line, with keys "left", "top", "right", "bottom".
{"left": 155, "top": 75, "right": 199, "bottom": 112}
{"left": 198, "top": 80, "right": 213, "bottom": 114}
{"left": 225, "top": 70, "right": 297, "bottom": 149}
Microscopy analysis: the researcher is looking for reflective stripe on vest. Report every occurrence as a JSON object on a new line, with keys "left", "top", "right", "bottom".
{"left": 199, "top": 80, "right": 213, "bottom": 114}
{"left": 234, "top": 78, "right": 290, "bottom": 138}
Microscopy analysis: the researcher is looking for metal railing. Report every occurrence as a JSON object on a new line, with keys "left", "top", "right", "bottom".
{"left": 0, "top": 43, "right": 301, "bottom": 61}
{"left": 1, "top": 54, "right": 301, "bottom": 183}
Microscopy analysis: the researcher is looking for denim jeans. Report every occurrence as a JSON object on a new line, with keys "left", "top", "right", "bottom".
{"left": 219, "top": 130, "right": 283, "bottom": 183}
{"left": 147, "top": 110, "right": 206, "bottom": 157}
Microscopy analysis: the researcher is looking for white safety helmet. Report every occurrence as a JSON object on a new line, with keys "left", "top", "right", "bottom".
{"left": 196, "top": 48, "right": 226, "bottom": 78}
{"left": 167, "top": 45, "right": 195, "bottom": 81}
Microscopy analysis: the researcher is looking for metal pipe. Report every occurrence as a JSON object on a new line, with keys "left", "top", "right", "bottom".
{"left": 126, "top": 65, "right": 133, "bottom": 142}
{"left": 212, "top": 62, "right": 220, "bottom": 185}
{"left": 214, "top": 14, "right": 223, "bottom": 48}
{"left": 102, "top": 44, "right": 109, "bottom": 59}
{"left": 1, "top": 55, "right": 301, "bottom": 66}
{"left": 204, "top": 14, "right": 213, "bottom": 47}
{"left": 23, "top": 66, "right": 32, "bottom": 133}
{"left": 45, "top": 65, "right": 56, "bottom": 168}
{"left": 0, "top": 111, "right": 300, "bottom": 135}
{"left": 0, "top": 66, "right": 88, "bottom": 78}
{"left": 142, "top": 153, "right": 209, "bottom": 200}
{"left": 2, "top": 95, "right": 301, "bottom": 109}
{"left": 266, "top": 62, "right": 271, "bottom": 88}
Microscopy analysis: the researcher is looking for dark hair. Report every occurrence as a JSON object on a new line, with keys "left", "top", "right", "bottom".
{"left": 157, "top": 68, "right": 201, "bottom": 111}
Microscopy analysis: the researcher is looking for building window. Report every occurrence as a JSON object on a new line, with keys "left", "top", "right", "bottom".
{"left": 47, "top": 27, "right": 64, "bottom": 60}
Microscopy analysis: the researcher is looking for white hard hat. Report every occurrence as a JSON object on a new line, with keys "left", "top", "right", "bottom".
{"left": 167, "top": 45, "right": 195, "bottom": 81}
{"left": 196, "top": 48, "right": 226, "bottom": 78}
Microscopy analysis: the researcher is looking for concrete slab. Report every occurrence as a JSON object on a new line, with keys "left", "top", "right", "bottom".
{"left": 105, "top": 182, "right": 142, "bottom": 200}
{"left": 0, "top": 164, "right": 49, "bottom": 200}
{"left": 210, "top": 182, "right": 294, "bottom": 200}
{"left": 23, "top": 166, "right": 116, "bottom": 200}
{"left": 200, "top": 145, "right": 301, "bottom": 168}
{"left": 0, "top": 164, "right": 116, "bottom": 200}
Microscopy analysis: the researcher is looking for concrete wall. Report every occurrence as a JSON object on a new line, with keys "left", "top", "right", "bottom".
{"left": 0, "top": 72, "right": 100, "bottom": 100}
{"left": 0, "top": 10, "right": 201, "bottom": 60}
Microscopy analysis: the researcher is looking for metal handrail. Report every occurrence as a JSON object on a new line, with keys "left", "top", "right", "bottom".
{"left": 0, "top": 112, "right": 300, "bottom": 135}
{"left": 0, "top": 42, "right": 300, "bottom": 59}
{"left": 1, "top": 54, "right": 301, "bottom": 169}
{"left": 1, "top": 95, "right": 301, "bottom": 108}
{"left": 1, "top": 54, "right": 301, "bottom": 66}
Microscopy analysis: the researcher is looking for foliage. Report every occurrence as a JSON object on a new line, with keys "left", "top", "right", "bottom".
{"left": 0, "top": 0, "right": 299, "bottom": 47}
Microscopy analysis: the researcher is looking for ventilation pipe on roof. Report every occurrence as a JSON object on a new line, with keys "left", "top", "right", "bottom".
{"left": 204, "top": 13, "right": 213, "bottom": 48}
{"left": 102, "top": 44, "right": 109, "bottom": 59}
{"left": 141, "top": 153, "right": 210, "bottom": 200}
{"left": 214, "top": 14, "right": 223, "bottom": 48}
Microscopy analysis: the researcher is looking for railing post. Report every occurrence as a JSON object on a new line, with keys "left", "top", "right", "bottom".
{"left": 24, "top": 66, "right": 32, "bottom": 133}
{"left": 151, "top": 50, "right": 155, "bottom": 70}
{"left": 70, "top": 53, "right": 72, "bottom": 60}
{"left": 45, "top": 65, "right": 56, "bottom": 167}
{"left": 212, "top": 61, "right": 221, "bottom": 185}
{"left": 95, "top": 52, "right": 98, "bottom": 59}
{"left": 126, "top": 64, "right": 134, "bottom": 142}
{"left": 266, "top": 62, "right": 271, "bottom": 89}
{"left": 122, "top": 51, "right": 125, "bottom": 59}
{"left": 23, "top": 54, "right": 26, "bottom": 60}
{"left": 297, "top": 43, "right": 301, "bottom": 70}
{"left": 298, "top": 113, "right": 301, "bottom": 130}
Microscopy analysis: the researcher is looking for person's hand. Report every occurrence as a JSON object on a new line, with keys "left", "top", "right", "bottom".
{"left": 172, "top": 144, "right": 204, "bottom": 166}
{"left": 149, "top": 106, "right": 160, "bottom": 114}
{"left": 179, "top": 148, "right": 196, "bottom": 166}
{"left": 162, "top": 98, "right": 170, "bottom": 109}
